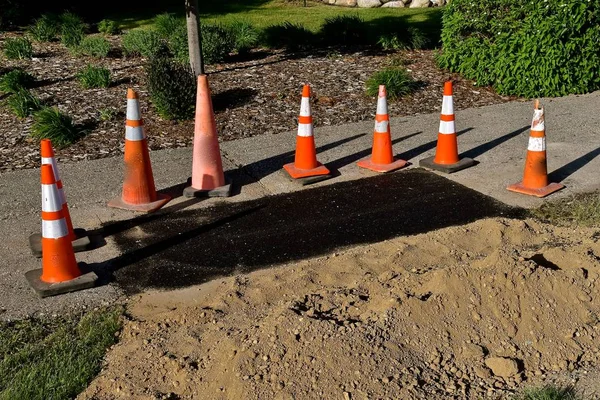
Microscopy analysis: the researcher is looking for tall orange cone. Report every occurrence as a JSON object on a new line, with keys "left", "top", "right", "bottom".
{"left": 29, "top": 139, "right": 91, "bottom": 257}
{"left": 357, "top": 85, "right": 408, "bottom": 173}
{"left": 25, "top": 165, "right": 98, "bottom": 297}
{"left": 507, "top": 100, "right": 564, "bottom": 197}
{"left": 183, "top": 74, "right": 232, "bottom": 198}
{"left": 108, "top": 89, "right": 171, "bottom": 212}
{"left": 283, "top": 84, "right": 331, "bottom": 184}
{"left": 419, "top": 81, "right": 475, "bottom": 173}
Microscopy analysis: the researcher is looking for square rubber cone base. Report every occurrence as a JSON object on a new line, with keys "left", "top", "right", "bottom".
{"left": 357, "top": 158, "right": 408, "bottom": 173}
{"left": 29, "top": 228, "right": 91, "bottom": 258}
{"left": 25, "top": 265, "right": 98, "bottom": 298}
{"left": 282, "top": 163, "right": 332, "bottom": 186}
{"left": 108, "top": 193, "right": 171, "bottom": 213}
{"left": 183, "top": 181, "right": 232, "bottom": 198}
{"left": 507, "top": 181, "right": 565, "bottom": 198}
{"left": 419, "top": 156, "right": 475, "bottom": 174}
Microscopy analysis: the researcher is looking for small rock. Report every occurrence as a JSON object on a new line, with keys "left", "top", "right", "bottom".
{"left": 357, "top": 0, "right": 381, "bottom": 7}
{"left": 485, "top": 357, "right": 520, "bottom": 378}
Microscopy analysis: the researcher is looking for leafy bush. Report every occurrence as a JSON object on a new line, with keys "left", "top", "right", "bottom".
{"left": 378, "top": 34, "right": 406, "bottom": 51}
{"left": 77, "top": 65, "right": 111, "bottom": 88}
{"left": 122, "top": 29, "right": 164, "bottom": 58}
{"left": 319, "top": 15, "right": 368, "bottom": 46}
{"left": 3, "top": 37, "right": 33, "bottom": 60}
{"left": 201, "top": 23, "right": 235, "bottom": 64}
{"left": 31, "top": 107, "right": 79, "bottom": 146}
{"left": 146, "top": 57, "right": 195, "bottom": 120}
{"left": 166, "top": 24, "right": 189, "bottom": 64}
{"left": 155, "top": 13, "right": 181, "bottom": 39}
{"left": 7, "top": 89, "right": 41, "bottom": 118}
{"left": 408, "top": 27, "right": 429, "bottom": 50}
{"left": 365, "top": 67, "right": 416, "bottom": 100}
{"left": 60, "top": 12, "right": 86, "bottom": 48}
{"left": 0, "top": 69, "right": 34, "bottom": 93}
{"left": 262, "top": 22, "right": 315, "bottom": 51}
{"left": 229, "top": 20, "right": 259, "bottom": 54}
{"left": 437, "top": 0, "right": 600, "bottom": 97}
{"left": 78, "top": 35, "right": 111, "bottom": 57}
{"left": 98, "top": 19, "right": 120, "bottom": 35}
{"left": 28, "top": 14, "right": 60, "bottom": 42}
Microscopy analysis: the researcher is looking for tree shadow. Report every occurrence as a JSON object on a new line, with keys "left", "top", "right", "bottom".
{"left": 212, "top": 88, "right": 258, "bottom": 112}
{"left": 548, "top": 146, "right": 600, "bottom": 183}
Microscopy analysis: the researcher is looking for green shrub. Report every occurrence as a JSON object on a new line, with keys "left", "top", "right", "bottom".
{"left": 31, "top": 107, "right": 79, "bottom": 146}
{"left": 60, "top": 12, "right": 86, "bottom": 48}
{"left": 166, "top": 24, "right": 189, "bottom": 64}
{"left": 122, "top": 29, "right": 164, "bottom": 58}
{"left": 319, "top": 15, "right": 368, "bottom": 46}
{"left": 262, "top": 22, "right": 315, "bottom": 51}
{"left": 77, "top": 65, "right": 111, "bottom": 89}
{"left": 516, "top": 385, "right": 580, "bottom": 400}
{"left": 408, "top": 27, "right": 429, "bottom": 50}
{"left": 3, "top": 37, "right": 33, "bottom": 60}
{"left": 201, "top": 23, "right": 235, "bottom": 64}
{"left": 378, "top": 34, "right": 406, "bottom": 51}
{"left": 78, "top": 35, "right": 111, "bottom": 57}
{"left": 365, "top": 67, "right": 416, "bottom": 100}
{"left": 229, "top": 20, "right": 259, "bottom": 54}
{"left": 28, "top": 14, "right": 60, "bottom": 42}
{"left": 155, "top": 13, "right": 181, "bottom": 39}
{"left": 7, "top": 89, "right": 41, "bottom": 118}
{"left": 146, "top": 57, "right": 195, "bottom": 120}
{"left": 437, "top": 0, "right": 600, "bottom": 97}
{"left": 0, "top": 69, "right": 34, "bottom": 93}
{"left": 97, "top": 19, "right": 120, "bottom": 35}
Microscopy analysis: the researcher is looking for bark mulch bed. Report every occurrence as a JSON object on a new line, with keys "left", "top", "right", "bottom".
{"left": 0, "top": 35, "right": 519, "bottom": 172}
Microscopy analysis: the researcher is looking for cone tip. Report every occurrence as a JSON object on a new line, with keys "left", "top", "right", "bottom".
{"left": 127, "top": 88, "right": 138, "bottom": 99}
{"left": 443, "top": 81, "right": 453, "bottom": 96}
{"left": 534, "top": 99, "right": 541, "bottom": 110}
{"left": 302, "top": 85, "right": 311, "bottom": 98}
{"left": 378, "top": 85, "right": 386, "bottom": 97}
{"left": 41, "top": 164, "right": 56, "bottom": 184}
{"left": 40, "top": 139, "right": 54, "bottom": 157}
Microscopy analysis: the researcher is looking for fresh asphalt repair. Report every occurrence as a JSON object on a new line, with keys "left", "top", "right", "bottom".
{"left": 98, "top": 169, "right": 524, "bottom": 295}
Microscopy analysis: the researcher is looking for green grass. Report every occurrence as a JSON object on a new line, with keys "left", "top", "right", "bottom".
{"left": 0, "top": 69, "right": 35, "bottom": 94}
{"left": 3, "top": 37, "right": 33, "bottom": 59}
{"left": 515, "top": 385, "right": 580, "bottom": 400}
{"left": 533, "top": 192, "right": 600, "bottom": 227}
{"left": 31, "top": 107, "right": 80, "bottom": 146}
{"left": 365, "top": 66, "right": 416, "bottom": 99}
{"left": 6, "top": 89, "right": 41, "bottom": 118}
{"left": 78, "top": 35, "right": 111, "bottom": 58}
{"left": 0, "top": 306, "right": 123, "bottom": 400}
{"left": 77, "top": 65, "right": 111, "bottom": 88}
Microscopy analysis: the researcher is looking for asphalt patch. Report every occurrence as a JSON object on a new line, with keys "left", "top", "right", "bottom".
{"left": 106, "top": 169, "right": 525, "bottom": 294}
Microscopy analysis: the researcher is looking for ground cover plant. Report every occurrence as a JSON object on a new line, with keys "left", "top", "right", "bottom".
{"left": 78, "top": 35, "right": 111, "bottom": 57}
{"left": 31, "top": 107, "right": 80, "bottom": 146}
{"left": 2, "top": 37, "right": 33, "bottom": 60}
{"left": 0, "top": 69, "right": 34, "bottom": 93}
{"left": 146, "top": 56, "right": 196, "bottom": 120}
{"left": 122, "top": 29, "right": 163, "bottom": 57}
{"left": 6, "top": 89, "right": 41, "bottom": 118}
{"left": 97, "top": 19, "right": 120, "bottom": 35}
{"left": 533, "top": 192, "right": 600, "bottom": 227}
{"left": 28, "top": 14, "right": 60, "bottom": 42}
{"left": 515, "top": 385, "right": 580, "bottom": 400}
{"left": 77, "top": 65, "right": 111, "bottom": 88}
{"left": 365, "top": 66, "right": 416, "bottom": 99}
{"left": 60, "top": 11, "right": 86, "bottom": 49}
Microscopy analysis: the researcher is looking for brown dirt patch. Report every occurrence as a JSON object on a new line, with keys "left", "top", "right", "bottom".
{"left": 79, "top": 218, "right": 600, "bottom": 400}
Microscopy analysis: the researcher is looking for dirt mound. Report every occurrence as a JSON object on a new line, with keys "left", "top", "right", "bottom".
{"left": 79, "top": 218, "right": 600, "bottom": 399}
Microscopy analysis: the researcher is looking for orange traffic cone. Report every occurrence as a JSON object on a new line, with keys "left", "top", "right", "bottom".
{"left": 25, "top": 165, "right": 97, "bottom": 297}
{"left": 283, "top": 84, "right": 331, "bottom": 184}
{"left": 29, "top": 139, "right": 91, "bottom": 257}
{"left": 108, "top": 89, "right": 171, "bottom": 212}
{"left": 357, "top": 85, "right": 408, "bottom": 173}
{"left": 507, "top": 100, "right": 564, "bottom": 197}
{"left": 183, "top": 74, "right": 232, "bottom": 198}
{"left": 419, "top": 81, "right": 475, "bottom": 173}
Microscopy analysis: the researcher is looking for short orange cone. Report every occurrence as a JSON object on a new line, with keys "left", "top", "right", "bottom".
{"left": 283, "top": 84, "right": 331, "bottom": 184}
{"left": 507, "top": 100, "right": 564, "bottom": 197}
{"left": 357, "top": 85, "right": 408, "bottom": 173}
{"left": 25, "top": 165, "right": 97, "bottom": 297}
{"left": 29, "top": 139, "right": 91, "bottom": 257}
{"left": 183, "top": 74, "right": 232, "bottom": 198}
{"left": 419, "top": 81, "right": 475, "bottom": 173}
{"left": 108, "top": 89, "right": 171, "bottom": 212}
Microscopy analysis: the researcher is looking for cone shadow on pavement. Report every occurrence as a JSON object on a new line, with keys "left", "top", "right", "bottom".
{"left": 548, "top": 146, "right": 600, "bottom": 183}
{"left": 460, "top": 126, "right": 529, "bottom": 160}
{"left": 397, "top": 128, "right": 473, "bottom": 161}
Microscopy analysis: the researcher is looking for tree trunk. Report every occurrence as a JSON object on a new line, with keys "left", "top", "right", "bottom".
{"left": 185, "top": 0, "right": 204, "bottom": 76}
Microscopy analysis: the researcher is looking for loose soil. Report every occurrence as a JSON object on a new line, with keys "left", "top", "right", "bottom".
{"left": 79, "top": 218, "right": 600, "bottom": 400}
{"left": 0, "top": 34, "right": 518, "bottom": 172}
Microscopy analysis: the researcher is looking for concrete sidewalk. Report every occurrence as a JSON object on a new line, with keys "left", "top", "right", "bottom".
{"left": 1, "top": 91, "right": 599, "bottom": 319}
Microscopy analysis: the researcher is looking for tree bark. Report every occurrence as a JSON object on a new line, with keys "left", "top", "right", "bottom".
{"left": 185, "top": 0, "right": 204, "bottom": 76}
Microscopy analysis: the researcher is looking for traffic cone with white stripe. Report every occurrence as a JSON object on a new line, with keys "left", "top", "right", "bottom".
{"left": 108, "top": 89, "right": 171, "bottom": 212}
{"left": 183, "top": 74, "right": 232, "bottom": 198}
{"left": 28, "top": 139, "right": 91, "bottom": 257}
{"left": 25, "top": 165, "right": 97, "bottom": 297}
{"left": 507, "top": 100, "right": 564, "bottom": 197}
{"left": 419, "top": 81, "right": 475, "bottom": 173}
{"left": 357, "top": 85, "right": 408, "bottom": 173}
{"left": 283, "top": 84, "right": 331, "bottom": 184}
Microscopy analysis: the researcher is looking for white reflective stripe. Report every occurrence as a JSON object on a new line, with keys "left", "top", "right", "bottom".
{"left": 438, "top": 120, "right": 456, "bottom": 135}
{"left": 528, "top": 137, "right": 546, "bottom": 152}
{"left": 375, "top": 120, "right": 389, "bottom": 133}
{"left": 127, "top": 99, "right": 141, "bottom": 121}
{"left": 41, "top": 157, "right": 61, "bottom": 182}
{"left": 441, "top": 95, "right": 454, "bottom": 115}
{"left": 297, "top": 123, "right": 313, "bottom": 137}
{"left": 299, "top": 97, "right": 311, "bottom": 117}
{"left": 42, "top": 184, "right": 62, "bottom": 212}
{"left": 59, "top": 187, "right": 67, "bottom": 205}
{"left": 42, "top": 218, "right": 68, "bottom": 239}
{"left": 125, "top": 126, "right": 145, "bottom": 141}
{"left": 531, "top": 108, "right": 545, "bottom": 131}
{"left": 376, "top": 96, "right": 388, "bottom": 115}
